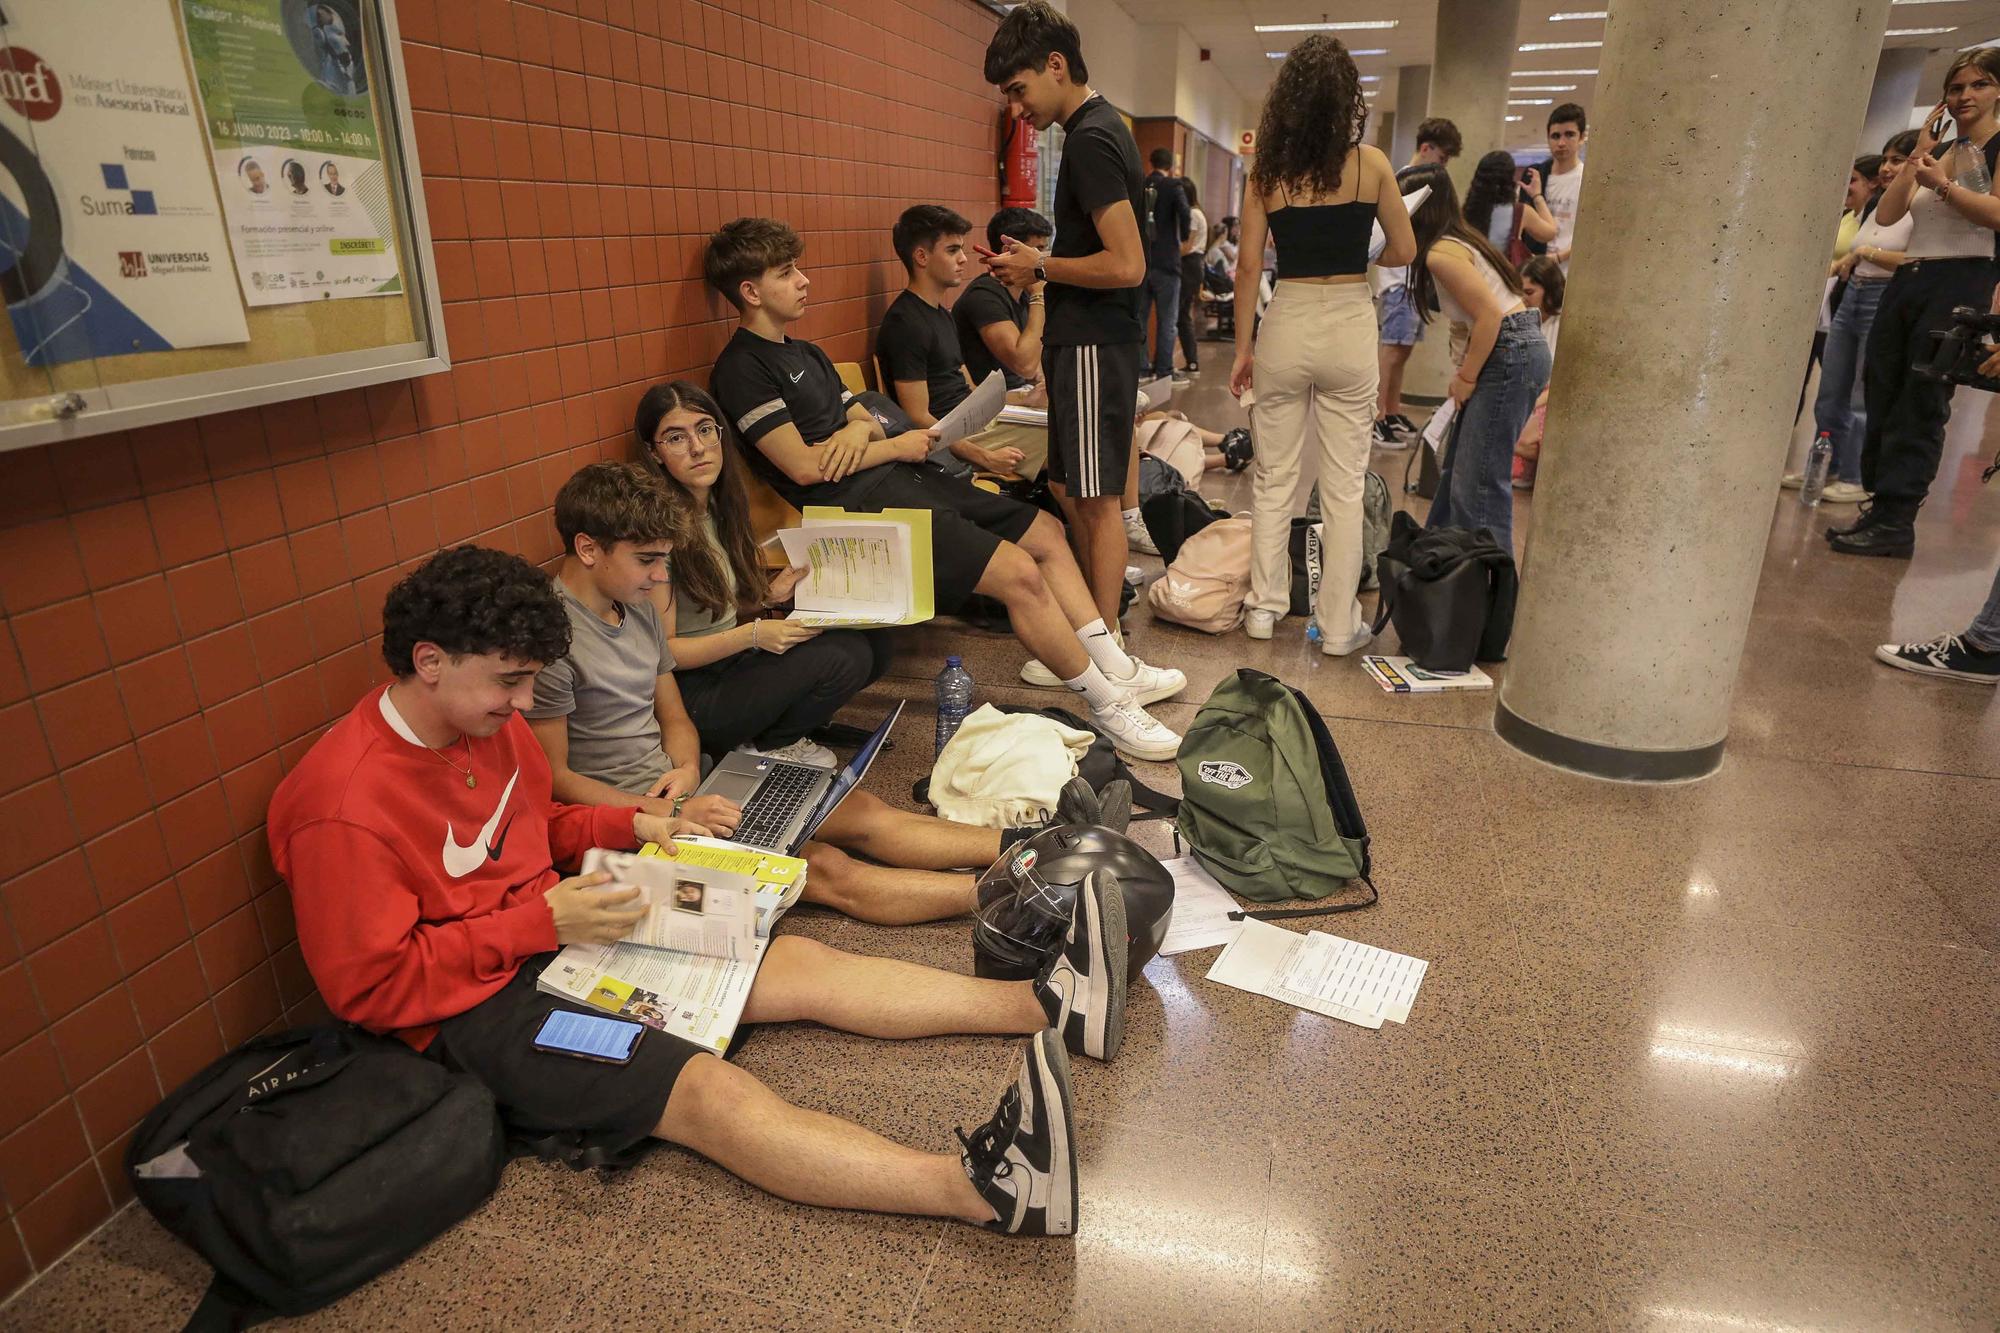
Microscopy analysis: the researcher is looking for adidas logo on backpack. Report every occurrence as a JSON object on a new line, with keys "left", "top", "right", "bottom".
{"left": 1175, "top": 669, "right": 1376, "bottom": 918}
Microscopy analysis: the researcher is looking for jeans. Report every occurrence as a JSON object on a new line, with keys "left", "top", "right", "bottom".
{"left": 1427, "top": 311, "right": 1552, "bottom": 556}
{"left": 1246, "top": 282, "right": 1378, "bottom": 640}
{"left": 1138, "top": 267, "right": 1181, "bottom": 377}
{"left": 1860, "top": 256, "right": 1999, "bottom": 520}
{"left": 1969, "top": 565, "right": 2000, "bottom": 652}
{"left": 1177, "top": 252, "right": 1203, "bottom": 367}
{"left": 1812, "top": 279, "right": 1885, "bottom": 485}
{"left": 675, "top": 631, "right": 892, "bottom": 755}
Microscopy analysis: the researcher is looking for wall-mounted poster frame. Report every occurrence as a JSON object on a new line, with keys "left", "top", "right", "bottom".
{"left": 0, "top": 0, "right": 446, "bottom": 453}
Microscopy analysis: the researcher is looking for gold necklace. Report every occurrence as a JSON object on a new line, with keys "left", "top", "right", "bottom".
{"left": 427, "top": 736, "right": 477, "bottom": 788}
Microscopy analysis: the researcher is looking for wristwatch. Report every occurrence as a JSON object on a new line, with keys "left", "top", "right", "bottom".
{"left": 1033, "top": 262, "right": 1047, "bottom": 283}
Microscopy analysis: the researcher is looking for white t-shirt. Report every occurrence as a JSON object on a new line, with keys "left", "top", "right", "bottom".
{"left": 1185, "top": 206, "right": 1208, "bottom": 257}
{"left": 1850, "top": 210, "right": 1915, "bottom": 279}
{"left": 1544, "top": 163, "right": 1585, "bottom": 269}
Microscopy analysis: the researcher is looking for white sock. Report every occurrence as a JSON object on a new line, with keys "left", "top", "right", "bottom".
{"left": 1076, "top": 618, "right": 1136, "bottom": 678}
{"left": 1063, "top": 661, "right": 1124, "bottom": 711}
{"left": 1122, "top": 506, "right": 1142, "bottom": 525}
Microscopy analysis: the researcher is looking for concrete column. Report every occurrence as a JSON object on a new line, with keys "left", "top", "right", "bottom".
{"left": 1494, "top": 0, "right": 1894, "bottom": 781}
{"left": 1388, "top": 65, "right": 1429, "bottom": 166}
{"left": 1858, "top": 46, "right": 1928, "bottom": 155}
{"left": 1375, "top": 109, "right": 1397, "bottom": 154}
{"left": 1428, "top": 0, "right": 1518, "bottom": 194}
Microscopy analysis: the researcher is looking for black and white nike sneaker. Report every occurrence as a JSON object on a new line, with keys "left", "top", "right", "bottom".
{"left": 1034, "top": 869, "right": 1129, "bottom": 1060}
{"left": 957, "top": 1029, "right": 1078, "bottom": 1237}
{"left": 1874, "top": 633, "right": 2000, "bottom": 684}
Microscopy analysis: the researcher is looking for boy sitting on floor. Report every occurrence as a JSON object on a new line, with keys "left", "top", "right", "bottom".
{"left": 525, "top": 461, "right": 1008, "bottom": 926}
{"left": 704, "top": 215, "right": 1185, "bottom": 762}
{"left": 270, "top": 544, "right": 1131, "bottom": 1237}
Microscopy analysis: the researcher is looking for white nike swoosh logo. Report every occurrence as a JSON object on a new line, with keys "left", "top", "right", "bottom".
{"left": 788, "top": 369, "right": 805, "bottom": 382}
{"left": 442, "top": 769, "right": 520, "bottom": 879}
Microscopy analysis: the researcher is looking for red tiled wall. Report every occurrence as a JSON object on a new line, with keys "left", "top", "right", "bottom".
{"left": 0, "top": 0, "right": 1002, "bottom": 1296}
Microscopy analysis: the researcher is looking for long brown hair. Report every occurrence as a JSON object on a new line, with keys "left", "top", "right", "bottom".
{"left": 1250, "top": 35, "right": 1367, "bottom": 200}
{"left": 633, "top": 380, "right": 770, "bottom": 617}
{"left": 1403, "top": 165, "right": 1524, "bottom": 324}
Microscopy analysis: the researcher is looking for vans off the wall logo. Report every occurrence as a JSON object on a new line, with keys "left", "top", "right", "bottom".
{"left": 1197, "top": 760, "right": 1252, "bottom": 789}
{"left": 0, "top": 46, "right": 62, "bottom": 121}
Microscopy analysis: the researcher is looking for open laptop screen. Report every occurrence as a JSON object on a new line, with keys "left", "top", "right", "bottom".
{"left": 788, "top": 701, "right": 904, "bottom": 852}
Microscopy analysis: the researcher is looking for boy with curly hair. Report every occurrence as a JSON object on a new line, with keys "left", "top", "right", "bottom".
{"left": 270, "top": 545, "right": 1127, "bottom": 1236}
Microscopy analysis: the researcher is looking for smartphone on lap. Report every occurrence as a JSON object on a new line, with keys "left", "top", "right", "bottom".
{"left": 532, "top": 1009, "right": 646, "bottom": 1065}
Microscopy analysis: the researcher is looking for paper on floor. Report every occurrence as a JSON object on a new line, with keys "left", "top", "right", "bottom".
{"left": 1157, "top": 857, "right": 1244, "bottom": 955}
{"left": 1205, "top": 918, "right": 1428, "bottom": 1029}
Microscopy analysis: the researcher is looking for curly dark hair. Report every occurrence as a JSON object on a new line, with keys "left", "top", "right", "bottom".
{"left": 380, "top": 546, "right": 571, "bottom": 677}
{"left": 1251, "top": 35, "right": 1367, "bottom": 200}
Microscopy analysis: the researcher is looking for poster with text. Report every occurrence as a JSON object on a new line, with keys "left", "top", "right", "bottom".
{"left": 0, "top": 0, "right": 249, "bottom": 366}
{"left": 182, "top": 0, "right": 400, "bottom": 307}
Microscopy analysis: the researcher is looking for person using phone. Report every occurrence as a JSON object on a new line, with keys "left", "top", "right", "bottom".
{"left": 1463, "top": 151, "right": 1557, "bottom": 260}
{"left": 271, "top": 545, "right": 1129, "bottom": 1239}
{"left": 1831, "top": 49, "right": 2000, "bottom": 558}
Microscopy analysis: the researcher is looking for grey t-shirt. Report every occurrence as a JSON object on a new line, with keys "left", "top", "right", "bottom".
{"left": 528, "top": 579, "right": 675, "bottom": 795}
{"left": 672, "top": 515, "right": 739, "bottom": 638}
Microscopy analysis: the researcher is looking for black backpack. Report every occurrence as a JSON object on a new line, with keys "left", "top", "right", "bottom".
{"left": 1140, "top": 489, "right": 1219, "bottom": 563}
{"left": 128, "top": 1025, "right": 508, "bottom": 1330}
{"left": 1370, "top": 512, "right": 1519, "bottom": 672}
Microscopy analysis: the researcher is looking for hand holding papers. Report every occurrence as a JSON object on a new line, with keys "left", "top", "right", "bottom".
{"left": 776, "top": 507, "right": 936, "bottom": 627}
{"left": 1368, "top": 184, "right": 1431, "bottom": 264}
{"left": 931, "top": 370, "right": 1007, "bottom": 449}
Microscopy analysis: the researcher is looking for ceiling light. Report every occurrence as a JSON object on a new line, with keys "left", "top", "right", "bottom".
{"left": 1509, "top": 98, "right": 1553, "bottom": 105}
{"left": 1894, "top": 1, "right": 1965, "bottom": 5}
{"left": 1505, "top": 115, "right": 1524, "bottom": 122}
{"left": 1255, "top": 20, "right": 1398, "bottom": 32}
{"left": 1886, "top": 26, "right": 1958, "bottom": 34}
{"left": 1348, "top": 48, "right": 1389, "bottom": 56}
{"left": 1512, "top": 67, "right": 1598, "bottom": 75}
{"left": 1359, "top": 75, "right": 1380, "bottom": 82}
{"left": 1519, "top": 40, "right": 1603, "bottom": 50}
{"left": 1510, "top": 84, "right": 1578, "bottom": 91}
{"left": 1549, "top": 9, "right": 1608, "bottom": 17}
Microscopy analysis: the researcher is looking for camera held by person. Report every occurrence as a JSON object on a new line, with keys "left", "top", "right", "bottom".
{"left": 1913, "top": 305, "right": 2000, "bottom": 393}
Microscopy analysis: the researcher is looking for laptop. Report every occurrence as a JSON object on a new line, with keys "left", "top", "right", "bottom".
{"left": 694, "top": 702, "right": 904, "bottom": 854}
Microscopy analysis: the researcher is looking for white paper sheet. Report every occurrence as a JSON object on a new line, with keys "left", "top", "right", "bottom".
{"left": 931, "top": 369, "right": 1007, "bottom": 448}
{"left": 1205, "top": 918, "right": 1428, "bottom": 1029}
{"left": 776, "top": 522, "right": 910, "bottom": 624}
{"left": 1367, "top": 184, "right": 1431, "bottom": 263}
{"left": 1420, "top": 398, "right": 1456, "bottom": 457}
{"left": 1157, "top": 857, "right": 1246, "bottom": 956}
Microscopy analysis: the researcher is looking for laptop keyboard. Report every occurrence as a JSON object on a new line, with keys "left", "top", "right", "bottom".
{"left": 732, "top": 761, "right": 824, "bottom": 849}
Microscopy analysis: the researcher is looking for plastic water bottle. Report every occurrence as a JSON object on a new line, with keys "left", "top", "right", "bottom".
{"left": 935, "top": 656, "right": 975, "bottom": 756}
{"left": 1955, "top": 136, "right": 1993, "bottom": 195}
{"left": 1800, "top": 431, "right": 1833, "bottom": 508}
{"left": 1305, "top": 614, "right": 1323, "bottom": 646}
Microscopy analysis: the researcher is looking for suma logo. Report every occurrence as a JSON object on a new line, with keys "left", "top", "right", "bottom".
{"left": 0, "top": 47, "right": 61, "bottom": 122}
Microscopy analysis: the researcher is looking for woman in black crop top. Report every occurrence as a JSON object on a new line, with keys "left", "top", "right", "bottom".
{"left": 1228, "top": 36, "right": 1416, "bottom": 653}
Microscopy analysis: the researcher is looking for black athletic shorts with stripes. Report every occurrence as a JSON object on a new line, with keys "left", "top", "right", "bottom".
{"left": 1043, "top": 340, "right": 1141, "bottom": 499}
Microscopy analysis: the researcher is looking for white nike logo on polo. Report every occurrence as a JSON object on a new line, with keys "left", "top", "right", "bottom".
{"left": 442, "top": 769, "right": 520, "bottom": 879}
{"left": 788, "top": 369, "right": 805, "bottom": 382}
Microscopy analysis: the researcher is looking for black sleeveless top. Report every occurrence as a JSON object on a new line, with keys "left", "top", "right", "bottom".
{"left": 1265, "top": 170, "right": 1377, "bottom": 278}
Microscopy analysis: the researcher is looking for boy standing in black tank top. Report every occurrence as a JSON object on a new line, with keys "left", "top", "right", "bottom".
{"left": 983, "top": 2, "right": 1147, "bottom": 638}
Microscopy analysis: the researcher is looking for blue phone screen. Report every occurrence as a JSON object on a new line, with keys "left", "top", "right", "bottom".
{"left": 536, "top": 1010, "right": 643, "bottom": 1060}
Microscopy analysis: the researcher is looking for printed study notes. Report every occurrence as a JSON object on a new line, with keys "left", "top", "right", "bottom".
{"left": 775, "top": 507, "right": 936, "bottom": 627}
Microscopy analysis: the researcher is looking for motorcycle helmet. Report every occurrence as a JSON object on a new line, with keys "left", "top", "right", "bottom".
{"left": 972, "top": 824, "right": 1175, "bottom": 982}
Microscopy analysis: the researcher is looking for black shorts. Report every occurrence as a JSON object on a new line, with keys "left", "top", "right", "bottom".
{"left": 426, "top": 956, "right": 711, "bottom": 1162}
{"left": 1043, "top": 341, "right": 1141, "bottom": 499}
{"left": 843, "top": 463, "right": 1039, "bottom": 611}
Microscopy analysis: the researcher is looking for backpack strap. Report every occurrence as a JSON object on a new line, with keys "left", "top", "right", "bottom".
{"left": 1227, "top": 874, "right": 1378, "bottom": 921}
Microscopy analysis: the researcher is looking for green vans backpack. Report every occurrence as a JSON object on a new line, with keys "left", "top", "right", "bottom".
{"left": 1174, "top": 669, "right": 1377, "bottom": 918}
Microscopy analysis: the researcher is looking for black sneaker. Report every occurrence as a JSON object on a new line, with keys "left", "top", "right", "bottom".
{"left": 956, "top": 1029, "right": 1078, "bottom": 1236}
{"left": 1371, "top": 419, "right": 1401, "bottom": 446}
{"left": 1034, "top": 870, "right": 1128, "bottom": 1060}
{"left": 1220, "top": 427, "right": 1254, "bottom": 472}
{"left": 1391, "top": 413, "right": 1419, "bottom": 436}
{"left": 1874, "top": 633, "right": 2000, "bottom": 684}
{"left": 1828, "top": 520, "right": 1914, "bottom": 558}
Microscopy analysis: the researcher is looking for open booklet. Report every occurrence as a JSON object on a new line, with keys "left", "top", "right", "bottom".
{"left": 1361, "top": 655, "right": 1493, "bottom": 693}
{"left": 775, "top": 507, "right": 936, "bottom": 628}
{"left": 535, "top": 838, "right": 809, "bottom": 1053}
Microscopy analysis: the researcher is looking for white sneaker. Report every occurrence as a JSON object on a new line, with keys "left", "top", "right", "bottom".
{"left": 1321, "top": 623, "right": 1375, "bottom": 657}
{"left": 1020, "top": 658, "right": 1063, "bottom": 688}
{"left": 1780, "top": 472, "right": 1806, "bottom": 490}
{"left": 1244, "top": 609, "right": 1277, "bottom": 640}
{"left": 1089, "top": 697, "right": 1182, "bottom": 761}
{"left": 750, "top": 737, "right": 836, "bottom": 767}
{"left": 1124, "top": 510, "right": 1159, "bottom": 556}
{"left": 1103, "top": 655, "right": 1186, "bottom": 705}
{"left": 1820, "top": 481, "right": 1869, "bottom": 504}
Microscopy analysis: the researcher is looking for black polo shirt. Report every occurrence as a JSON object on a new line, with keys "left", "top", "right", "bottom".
{"left": 876, "top": 290, "right": 971, "bottom": 418}
{"left": 1048, "top": 93, "right": 1143, "bottom": 347}
{"left": 954, "top": 273, "right": 1030, "bottom": 389}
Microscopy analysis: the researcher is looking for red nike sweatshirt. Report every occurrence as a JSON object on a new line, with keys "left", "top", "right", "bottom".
{"left": 269, "top": 685, "right": 639, "bottom": 1049}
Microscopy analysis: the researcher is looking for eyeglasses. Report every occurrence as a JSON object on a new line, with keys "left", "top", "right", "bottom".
{"left": 653, "top": 419, "right": 720, "bottom": 456}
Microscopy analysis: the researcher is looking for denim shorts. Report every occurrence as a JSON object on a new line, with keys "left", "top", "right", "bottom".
{"left": 1376, "top": 284, "right": 1424, "bottom": 346}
